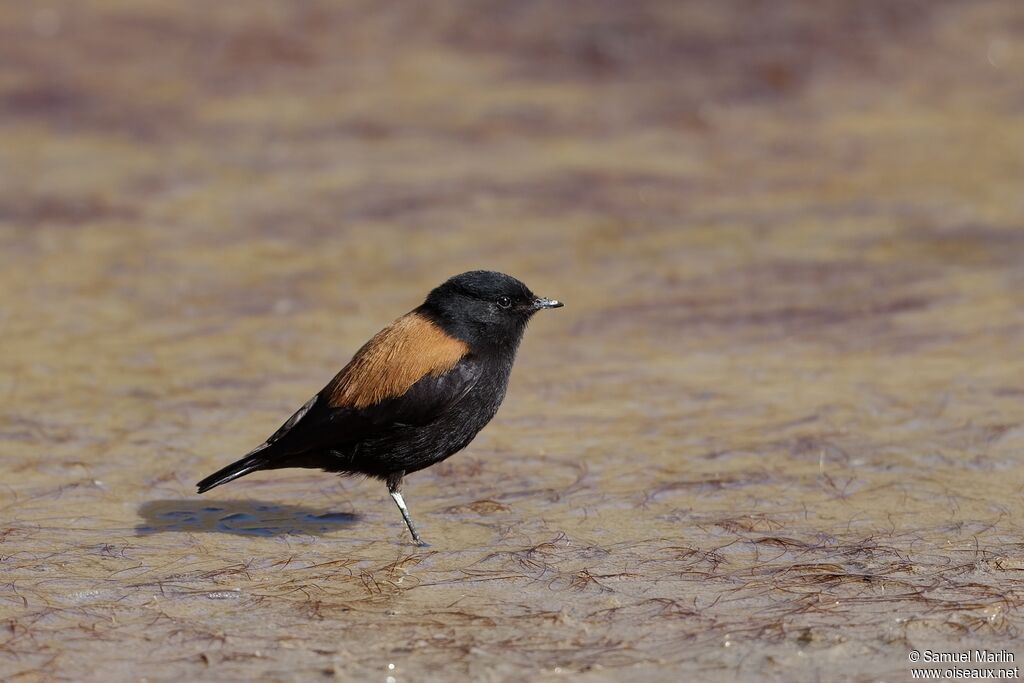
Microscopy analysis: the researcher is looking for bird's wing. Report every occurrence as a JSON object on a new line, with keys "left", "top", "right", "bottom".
{"left": 265, "top": 393, "right": 319, "bottom": 445}
{"left": 254, "top": 310, "right": 477, "bottom": 458}
{"left": 322, "top": 309, "right": 469, "bottom": 412}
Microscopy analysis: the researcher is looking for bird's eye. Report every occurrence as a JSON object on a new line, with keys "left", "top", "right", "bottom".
{"left": 496, "top": 296, "right": 512, "bottom": 309}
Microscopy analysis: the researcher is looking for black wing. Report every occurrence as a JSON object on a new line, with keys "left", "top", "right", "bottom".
{"left": 197, "top": 359, "right": 481, "bottom": 492}
{"left": 251, "top": 355, "right": 481, "bottom": 461}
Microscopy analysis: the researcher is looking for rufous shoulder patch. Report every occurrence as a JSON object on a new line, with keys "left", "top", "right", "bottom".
{"left": 325, "top": 312, "right": 468, "bottom": 409}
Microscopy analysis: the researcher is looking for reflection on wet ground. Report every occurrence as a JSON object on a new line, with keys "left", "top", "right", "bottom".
{"left": 2, "top": 1, "right": 1024, "bottom": 682}
{"left": 136, "top": 501, "right": 360, "bottom": 537}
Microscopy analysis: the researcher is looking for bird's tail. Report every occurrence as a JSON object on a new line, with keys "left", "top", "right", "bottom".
{"left": 196, "top": 445, "right": 270, "bottom": 494}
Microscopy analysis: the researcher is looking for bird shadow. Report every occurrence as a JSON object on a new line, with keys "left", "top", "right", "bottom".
{"left": 136, "top": 499, "right": 361, "bottom": 537}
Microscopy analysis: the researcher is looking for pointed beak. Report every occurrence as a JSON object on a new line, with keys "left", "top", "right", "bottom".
{"left": 532, "top": 297, "right": 563, "bottom": 310}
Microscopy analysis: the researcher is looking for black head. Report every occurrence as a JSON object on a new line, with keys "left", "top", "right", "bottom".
{"left": 421, "top": 270, "right": 562, "bottom": 349}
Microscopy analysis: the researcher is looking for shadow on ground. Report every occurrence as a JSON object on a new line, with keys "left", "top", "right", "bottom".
{"left": 136, "top": 500, "right": 361, "bottom": 537}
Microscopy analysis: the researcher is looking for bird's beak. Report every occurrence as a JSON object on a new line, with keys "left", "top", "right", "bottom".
{"left": 532, "top": 297, "right": 564, "bottom": 310}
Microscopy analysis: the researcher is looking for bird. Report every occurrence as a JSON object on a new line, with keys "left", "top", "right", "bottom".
{"left": 196, "top": 270, "right": 563, "bottom": 545}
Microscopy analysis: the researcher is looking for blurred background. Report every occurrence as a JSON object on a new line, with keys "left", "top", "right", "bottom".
{"left": 2, "top": 2, "right": 1023, "bottom": 682}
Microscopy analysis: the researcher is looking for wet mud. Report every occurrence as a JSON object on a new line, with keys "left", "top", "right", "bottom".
{"left": 2, "top": 1, "right": 1024, "bottom": 681}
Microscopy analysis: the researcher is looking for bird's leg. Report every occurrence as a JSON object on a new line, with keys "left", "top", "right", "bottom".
{"left": 387, "top": 472, "right": 428, "bottom": 547}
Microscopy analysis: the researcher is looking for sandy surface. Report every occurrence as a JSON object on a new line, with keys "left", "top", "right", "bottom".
{"left": 3, "top": 1, "right": 1024, "bottom": 681}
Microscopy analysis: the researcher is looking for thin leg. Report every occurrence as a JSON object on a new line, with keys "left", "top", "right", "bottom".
{"left": 387, "top": 472, "right": 428, "bottom": 546}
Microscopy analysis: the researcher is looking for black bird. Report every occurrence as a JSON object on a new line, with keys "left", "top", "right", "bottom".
{"left": 196, "top": 270, "right": 563, "bottom": 545}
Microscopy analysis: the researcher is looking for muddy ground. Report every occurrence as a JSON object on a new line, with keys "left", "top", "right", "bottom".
{"left": 2, "top": 1, "right": 1024, "bottom": 681}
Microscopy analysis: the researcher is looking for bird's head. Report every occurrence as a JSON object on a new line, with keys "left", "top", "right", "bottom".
{"left": 421, "top": 270, "right": 562, "bottom": 349}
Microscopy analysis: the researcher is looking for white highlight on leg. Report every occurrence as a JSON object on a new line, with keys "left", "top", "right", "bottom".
{"left": 390, "top": 490, "right": 410, "bottom": 516}
{"left": 390, "top": 490, "right": 427, "bottom": 545}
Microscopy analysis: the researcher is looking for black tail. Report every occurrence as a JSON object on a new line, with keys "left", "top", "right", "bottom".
{"left": 196, "top": 445, "right": 270, "bottom": 493}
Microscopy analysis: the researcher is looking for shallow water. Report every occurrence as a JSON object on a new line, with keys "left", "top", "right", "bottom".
{"left": 3, "top": 1, "right": 1024, "bottom": 681}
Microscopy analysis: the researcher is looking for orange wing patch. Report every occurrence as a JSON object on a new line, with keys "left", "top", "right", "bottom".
{"left": 325, "top": 312, "right": 469, "bottom": 410}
